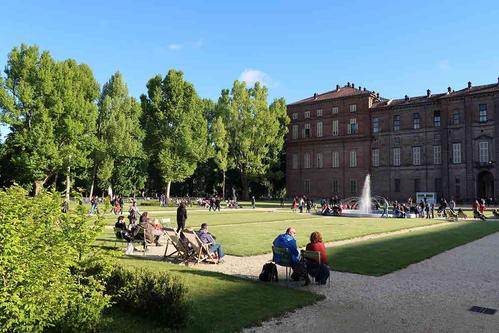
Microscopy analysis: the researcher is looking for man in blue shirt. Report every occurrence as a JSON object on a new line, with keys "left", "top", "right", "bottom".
{"left": 273, "top": 227, "right": 300, "bottom": 267}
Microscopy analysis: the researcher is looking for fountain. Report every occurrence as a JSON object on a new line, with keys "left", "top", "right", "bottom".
{"left": 340, "top": 174, "right": 386, "bottom": 218}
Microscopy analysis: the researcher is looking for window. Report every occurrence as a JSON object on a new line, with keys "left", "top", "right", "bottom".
{"left": 304, "top": 180, "right": 310, "bottom": 194}
{"left": 393, "top": 147, "right": 401, "bottom": 166}
{"left": 372, "top": 148, "right": 379, "bottom": 167}
{"left": 292, "top": 113, "right": 298, "bottom": 120}
{"left": 349, "top": 150, "right": 357, "bottom": 167}
{"left": 292, "top": 154, "right": 298, "bottom": 169}
{"left": 394, "top": 179, "right": 401, "bottom": 192}
{"left": 413, "top": 113, "right": 421, "bottom": 129}
{"left": 434, "top": 111, "right": 441, "bottom": 127}
{"left": 479, "top": 142, "right": 489, "bottom": 163}
{"left": 332, "top": 151, "right": 339, "bottom": 168}
{"left": 393, "top": 136, "right": 401, "bottom": 146}
{"left": 349, "top": 104, "right": 357, "bottom": 112}
{"left": 303, "top": 123, "right": 310, "bottom": 138}
{"left": 393, "top": 115, "right": 400, "bottom": 131}
{"left": 414, "top": 179, "right": 420, "bottom": 193}
{"left": 372, "top": 117, "right": 380, "bottom": 133}
{"left": 479, "top": 104, "right": 487, "bottom": 122}
{"left": 316, "top": 152, "right": 323, "bottom": 168}
{"left": 350, "top": 179, "right": 357, "bottom": 194}
{"left": 332, "top": 179, "right": 339, "bottom": 193}
{"left": 332, "top": 120, "right": 339, "bottom": 136}
{"left": 304, "top": 111, "right": 311, "bottom": 119}
{"left": 433, "top": 145, "right": 441, "bottom": 164}
{"left": 292, "top": 125, "right": 299, "bottom": 139}
{"left": 316, "top": 109, "right": 323, "bottom": 117}
{"left": 452, "top": 143, "right": 461, "bottom": 164}
{"left": 412, "top": 146, "right": 421, "bottom": 165}
{"left": 347, "top": 118, "right": 358, "bottom": 134}
{"left": 452, "top": 111, "right": 460, "bottom": 125}
{"left": 332, "top": 106, "right": 339, "bottom": 114}
{"left": 316, "top": 121, "right": 323, "bottom": 137}
{"left": 304, "top": 153, "right": 311, "bottom": 168}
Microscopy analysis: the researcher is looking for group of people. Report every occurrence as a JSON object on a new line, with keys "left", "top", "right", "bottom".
{"left": 291, "top": 196, "right": 315, "bottom": 213}
{"left": 273, "top": 227, "right": 330, "bottom": 285}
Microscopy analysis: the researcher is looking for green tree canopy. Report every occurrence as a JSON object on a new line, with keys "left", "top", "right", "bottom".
{"left": 0, "top": 44, "right": 99, "bottom": 195}
{"left": 141, "top": 69, "right": 208, "bottom": 197}
{"left": 218, "top": 81, "right": 289, "bottom": 199}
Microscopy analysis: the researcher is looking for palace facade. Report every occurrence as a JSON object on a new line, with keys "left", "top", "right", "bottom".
{"left": 286, "top": 79, "right": 499, "bottom": 203}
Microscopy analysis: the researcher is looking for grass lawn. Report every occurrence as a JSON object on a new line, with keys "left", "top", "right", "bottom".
{"left": 97, "top": 210, "right": 446, "bottom": 256}
{"left": 329, "top": 220, "right": 499, "bottom": 276}
{"left": 98, "top": 257, "right": 322, "bottom": 333}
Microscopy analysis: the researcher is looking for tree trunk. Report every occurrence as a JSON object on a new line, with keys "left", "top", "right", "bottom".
{"left": 34, "top": 179, "right": 45, "bottom": 196}
{"left": 65, "top": 166, "right": 71, "bottom": 201}
{"left": 53, "top": 172, "right": 59, "bottom": 190}
{"left": 166, "top": 181, "right": 171, "bottom": 199}
{"left": 222, "top": 171, "right": 226, "bottom": 199}
{"left": 240, "top": 172, "right": 249, "bottom": 200}
{"left": 89, "top": 164, "right": 97, "bottom": 199}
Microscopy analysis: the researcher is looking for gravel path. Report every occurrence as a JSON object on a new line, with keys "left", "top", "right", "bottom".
{"left": 129, "top": 223, "right": 499, "bottom": 332}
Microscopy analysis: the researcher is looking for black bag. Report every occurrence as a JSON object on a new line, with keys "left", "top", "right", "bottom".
{"left": 259, "top": 263, "right": 278, "bottom": 282}
{"left": 291, "top": 261, "right": 309, "bottom": 283}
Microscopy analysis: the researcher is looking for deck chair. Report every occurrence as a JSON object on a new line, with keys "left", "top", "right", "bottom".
{"left": 457, "top": 209, "right": 467, "bottom": 219}
{"left": 181, "top": 229, "right": 218, "bottom": 264}
{"left": 132, "top": 226, "right": 156, "bottom": 255}
{"left": 445, "top": 208, "right": 458, "bottom": 222}
{"left": 272, "top": 246, "right": 293, "bottom": 283}
{"left": 163, "top": 227, "right": 189, "bottom": 261}
{"left": 301, "top": 250, "right": 331, "bottom": 287}
{"left": 113, "top": 227, "right": 126, "bottom": 248}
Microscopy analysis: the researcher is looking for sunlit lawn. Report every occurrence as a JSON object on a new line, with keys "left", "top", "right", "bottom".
{"left": 97, "top": 209, "right": 446, "bottom": 256}
{"left": 329, "top": 220, "right": 499, "bottom": 276}
{"left": 99, "top": 257, "right": 322, "bottom": 333}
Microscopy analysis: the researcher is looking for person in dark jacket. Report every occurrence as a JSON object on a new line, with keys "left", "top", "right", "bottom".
{"left": 177, "top": 202, "right": 188, "bottom": 232}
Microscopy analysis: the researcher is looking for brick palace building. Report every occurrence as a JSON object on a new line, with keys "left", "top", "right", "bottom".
{"left": 286, "top": 79, "right": 499, "bottom": 203}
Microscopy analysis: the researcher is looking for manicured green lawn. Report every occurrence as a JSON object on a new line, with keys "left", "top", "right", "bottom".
{"left": 329, "top": 220, "right": 499, "bottom": 276}
{"left": 98, "top": 210, "right": 446, "bottom": 256}
{"left": 98, "top": 257, "right": 322, "bottom": 333}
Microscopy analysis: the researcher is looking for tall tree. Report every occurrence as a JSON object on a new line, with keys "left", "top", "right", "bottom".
{"left": 0, "top": 44, "right": 100, "bottom": 196}
{"left": 219, "top": 81, "right": 289, "bottom": 199}
{"left": 212, "top": 116, "right": 229, "bottom": 198}
{"left": 89, "top": 71, "right": 144, "bottom": 198}
{"left": 141, "top": 69, "right": 208, "bottom": 198}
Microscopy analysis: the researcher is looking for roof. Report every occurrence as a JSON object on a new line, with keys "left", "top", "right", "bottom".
{"left": 372, "top": 82, "right": 499, "bottom": 109}
{"left": 288, "top": 86, "right": 374, "bottom": 106}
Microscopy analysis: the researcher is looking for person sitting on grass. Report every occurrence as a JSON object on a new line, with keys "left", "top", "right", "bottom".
{"left": 304, "top": 231, "right": 330, "bottom": 285}
{"left": 197, "top": 223, "right": 225, "bottom": 263}
{"left": 273, "top": 227, "right": 300, "bottom": 267}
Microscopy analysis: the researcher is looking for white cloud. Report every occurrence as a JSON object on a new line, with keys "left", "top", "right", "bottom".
{"left": 167, "top": 39, "right": 203, "bottom": 51}
{"left": 168, "top": 43, "right": 182, "bottom": 51}
{"left": 238, "top": 69, "right": 277, "bottom": 88}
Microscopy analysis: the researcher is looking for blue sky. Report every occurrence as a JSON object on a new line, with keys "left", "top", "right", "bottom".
{"left": 1, "top": 0, "right": 499, "bottom": 136}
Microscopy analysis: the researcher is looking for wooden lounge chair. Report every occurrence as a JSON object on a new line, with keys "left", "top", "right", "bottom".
{"left": 163, "top": 227, "right": 189, "bottom": 261}
{"left": 181, "top": 229, "right": 218, "bottom": 264}
{"left": 301, "top": 250, "right": 331, "bottom": 287}
{"left": 272, "top": 246, "right": 293, "bottom": 283}
{"left": 444, "top": 208, "right": 458, "bottom": 222}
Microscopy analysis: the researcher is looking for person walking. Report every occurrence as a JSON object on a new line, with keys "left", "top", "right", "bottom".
{"left": 251, "top": 196, "right": 256, "bottom": 209}
{"left": 176, "top": 202, "right": 188, "bottom": 233}
{"left": 380, "top": 199, "right": 388, "bottom": 218}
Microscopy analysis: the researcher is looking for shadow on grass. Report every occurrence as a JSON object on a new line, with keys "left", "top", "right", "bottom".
{"left": 328, "top": 220, "right": 499, "bottom": 276}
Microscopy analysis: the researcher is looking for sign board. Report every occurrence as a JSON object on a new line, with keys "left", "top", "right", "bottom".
{"left": 415, "top": 192, "right": 437, "bottom": 205}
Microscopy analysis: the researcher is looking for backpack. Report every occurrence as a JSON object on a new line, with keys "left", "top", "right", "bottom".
{"left": 259, "top": 263, "right": 278, "bottom": 282}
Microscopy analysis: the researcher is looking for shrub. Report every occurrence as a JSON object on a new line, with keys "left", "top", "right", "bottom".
{"left": 0, "top": 186, "right": 113, "bottom": 333}
{"left": 106, "top": 267, "right": 191, "bottom": 329}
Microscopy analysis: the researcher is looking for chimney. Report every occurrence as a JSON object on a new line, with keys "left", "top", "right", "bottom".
{"left": 352, "top": 83, "right": 355, "bottom": 89}
{"left": 336, "top": 84, "right": 340, "bottom": 91}
{"left": 497, "top": 77, "right": 499, "bottom": 85}
{"left": 404, "top": 95, "right": 409, "bottom": 102}
{"left": 468, "top": 81, "right": 472, "bottom": 89}
{"left": 363, "top": 87, "right": 366, "bottom": 91}
{"left": 347, "top": 82, "right": 351, "bottom": 87}
{"left": 358, "top": 86, "right": 362, "bottom": 91}
{"left": 376, "top": 92, "right": 380, "bottom": 98}
{"left": 447, "top": 87, "right": 452, "bottom": 94}
{"left": 426, "top": 89, "right": 431, "bottom": 97}
{"left": 313, "top": 93, "right": 318, "bottom": 99}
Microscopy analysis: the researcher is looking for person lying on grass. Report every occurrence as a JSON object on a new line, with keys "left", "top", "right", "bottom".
{"left": 197, "top": 223, "right": 225, "bottom": 263}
